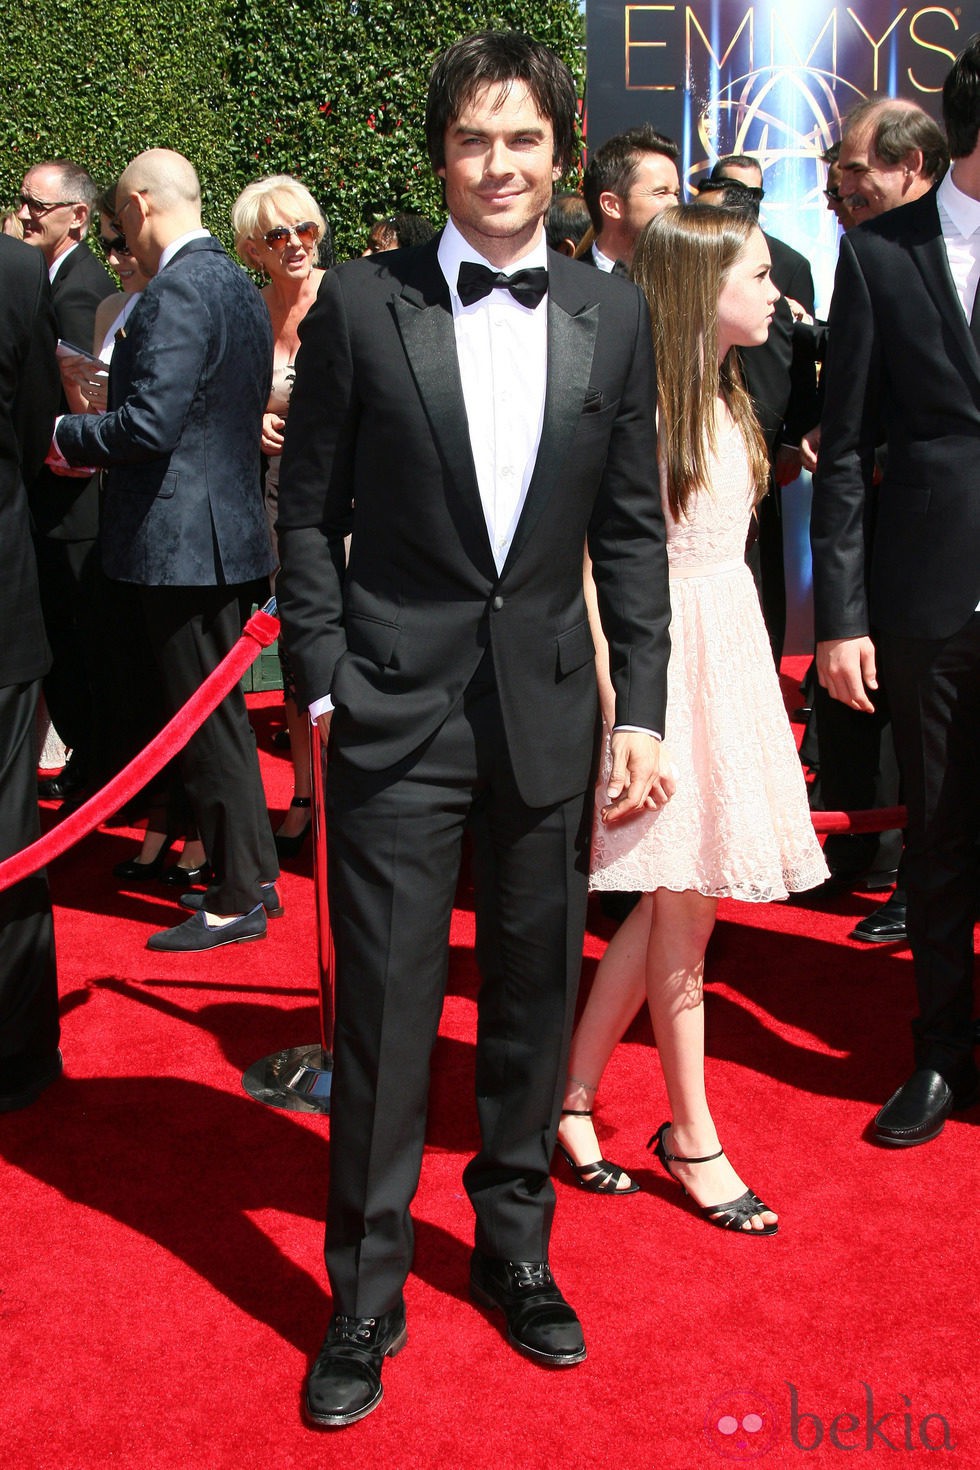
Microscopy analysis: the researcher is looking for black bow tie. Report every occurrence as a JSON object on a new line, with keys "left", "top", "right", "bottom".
{"left": 456, "top": 260, "right": 548, "bottom": 309}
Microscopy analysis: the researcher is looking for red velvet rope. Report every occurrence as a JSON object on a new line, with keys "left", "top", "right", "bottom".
{"left": 0, "top": 605, "right": 281, "bottom": 894}
{"left": 810, "top": 805, "right": 906, "bottom": 835}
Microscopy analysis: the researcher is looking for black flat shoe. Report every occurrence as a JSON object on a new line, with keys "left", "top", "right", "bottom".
{"left": 113, "top": 836, "right": 176, "bottom": 883}
{"left": 160, "top": 861, "right": 212, "bottom": 887}
{"left": 274, "top": 796, "right": 311, "bottom": 860}
{"left": 469, "top": 1251, "right": 586, "bottom": 1366}
{"left": 650, "top": 1121, "right": 778, "bottom": 1236}
{"left": 304, "top": 1305, "right": 407, "bottom": 1428}
{"left": 556, "top": 1108, "right": 638, "bottom": 1194}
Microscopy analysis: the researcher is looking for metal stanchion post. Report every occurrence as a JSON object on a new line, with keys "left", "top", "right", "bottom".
{"left": 242, "top": 718, "right": 334, "bottom": 1113}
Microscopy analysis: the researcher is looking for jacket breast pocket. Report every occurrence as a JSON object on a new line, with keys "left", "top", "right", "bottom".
{"left": 345, "top": 611, "right": 401, "bottom": 668}
{"left": 156, "top": 472, "right": 178, "bottom": 500}
{"left": 556, "top": 619, "right": 596, "bottom": 678}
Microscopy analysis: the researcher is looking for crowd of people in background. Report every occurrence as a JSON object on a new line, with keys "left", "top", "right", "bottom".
{"left": 0, "top": 20, "right": 977, "bottom": 1433}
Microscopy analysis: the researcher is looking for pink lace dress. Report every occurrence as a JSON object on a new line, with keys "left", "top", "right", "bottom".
{"left": 590, "top": 414, "right": 828, "bottom": 902}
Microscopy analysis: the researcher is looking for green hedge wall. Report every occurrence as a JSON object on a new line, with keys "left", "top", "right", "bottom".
{"left": 2, "top": 0, "right": 584, "bottom": 262}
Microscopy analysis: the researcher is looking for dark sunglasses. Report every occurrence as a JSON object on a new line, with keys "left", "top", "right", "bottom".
{"left": 19, "top": 191, "right": 78, "bottom": 217}
{"left": 824, "top": 186, "right": 843, "bottom": 203}
{"left": 99, "top": 233, "right": 132, "bottom": 256}
{"left": 261, "top": 221, "right": 318, "bottom": 250}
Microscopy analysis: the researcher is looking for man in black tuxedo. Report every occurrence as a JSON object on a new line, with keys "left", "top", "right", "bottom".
{"left": 17, "top": 160, "right": 116, "bottom": 803}
{"left": 56, "top": 149, "right": 278, "bottom": 952}
{"left": 277, "top": 30, "right": 671, "bottom": 1427}
{"left": 0, "top": 235, "right": 62, "bottom": 1110}
{"left": 812, "top": 36, "right": 980, "bottom": 1146}
{"left": 580, "top": 124, "right": 681, "bottom": 271}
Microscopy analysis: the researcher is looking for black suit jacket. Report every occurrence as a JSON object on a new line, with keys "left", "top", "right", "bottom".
{"left": 276, "top": 237, "right": 670, "bottom": 808}
{"left": 812, "top": 189, "right": 980, "bottom": 643}
{"left": 0, "top": 236, "right": 60, "bottom": 687}
{"left": 57, "top": 237, "right": 275, "bottom": 587}
{"left": 28, "top": 240, "right": 115, "bottom": 542}
{"left": 740, "top": 232, "right": 818, "bottom": 451}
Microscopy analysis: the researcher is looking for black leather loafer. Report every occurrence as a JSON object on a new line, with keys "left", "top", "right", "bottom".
{"left": 146, "top": 906, "right": 267, "bottom": 952}
{"left": 304, "top": 1305, "right": 407, "bottom": 1427}
{"left": 850, "top": 891, "right": 907, "bottom": 944}
{"left": 469, "top": 1251, "right": 586, "bottom": 1366}
{"left": 874, "top": 1069, "right": 954, "bottom": 1147}
{"left": 180, "top": 884, "right": 283, "bottom": 918}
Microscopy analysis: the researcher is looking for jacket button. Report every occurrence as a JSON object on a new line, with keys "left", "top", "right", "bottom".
{"left": 492, "top": 595, "right": 504, "bottom": 610}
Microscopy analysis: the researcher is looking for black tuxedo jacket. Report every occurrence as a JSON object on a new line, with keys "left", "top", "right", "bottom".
{"left": 28, "top": 239, "right": 115, "bottom": 542}
{"left": 811, "top": 189, "right": 980, "bottom": 642}
{"left": 0, "top": 237, "right": 60, "bottom": 687}
{"left": 276, "top": 237, "right": 670, "bottom": 808}
{"left": 57, "top": 237, "right": 274, "bottom": 587}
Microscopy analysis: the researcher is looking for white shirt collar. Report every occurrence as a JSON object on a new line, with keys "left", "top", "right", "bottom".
{"left": 158, "top": 228, "right": 211, "bottom": 273}
{"left": 438, "top": 217, "right": 548, "bottom": 304}
{"left": 591, "top": 241, "right": 620, "bottom": 273}
{"left": 48, "top": 240, "right": 80, "bottom": 284}
{"left": 938, "top": 169, "right": 980, "bottom": 237}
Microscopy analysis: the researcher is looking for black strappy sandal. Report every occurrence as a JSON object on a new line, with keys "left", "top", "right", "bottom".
{"left": 650, "top": 1121, "right": 777, "bottom": 1235}
{"left": 555, "top": 1108, "right": 639, "bottom": 1195}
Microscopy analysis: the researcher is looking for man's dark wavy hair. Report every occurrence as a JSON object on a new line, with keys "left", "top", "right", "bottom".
{"left": 943, "top": 32, "right": 980, "bottom": 159}
{"left": 425, "top": 30, "right": 578, "bottom": 174}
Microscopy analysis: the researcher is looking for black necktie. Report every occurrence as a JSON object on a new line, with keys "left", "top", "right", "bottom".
{"left": 456, "top": 260, "right": 548, "bottom": 309}
{"left": 970, "top": 271, "right": 980, "bottom": 353}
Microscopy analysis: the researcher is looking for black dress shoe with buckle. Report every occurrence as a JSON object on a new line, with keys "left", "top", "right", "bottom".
{"left": 469, "top": 1251, "right": 586, "bottom": 1366}
{"left": 304, "top": 1304, "right": 407, "bottom": 1427}
{"left": 850, "top": 890, "right": 907, "bottom": 944}
{"left": 874, "top": 1068, "right": 958, "bottom": 1147}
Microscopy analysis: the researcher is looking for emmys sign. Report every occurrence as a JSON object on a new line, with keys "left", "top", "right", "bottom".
{"left": 586, "top": 1, "right": 965, "bottom": 306}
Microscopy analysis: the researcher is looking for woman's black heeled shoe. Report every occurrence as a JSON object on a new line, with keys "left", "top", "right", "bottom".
{"left": 649, "top": 1121, "right": 778, "bottom": 1235}
{"left": 555, "top": 1108, "right": 639, "bottom": 1195}
{"left": 160, "top": 861, "right": 212, "bottom": 887}
{"left": 112, "top": 835, "right": 176, "bottom": 883}
{"left": 274, "top": 796, "right": 312, "bottom": 860}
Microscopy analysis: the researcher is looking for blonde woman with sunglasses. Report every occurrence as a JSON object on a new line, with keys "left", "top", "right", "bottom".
{"left": 232, "top": 176, "right": 328, "bottom": 859}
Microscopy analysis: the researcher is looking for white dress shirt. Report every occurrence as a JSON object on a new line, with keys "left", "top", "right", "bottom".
{"left": 437, "top": 217, "right": 548, "bottom": 575}
{"left": 937, "top": 171, "right": 980, "bottom": 611}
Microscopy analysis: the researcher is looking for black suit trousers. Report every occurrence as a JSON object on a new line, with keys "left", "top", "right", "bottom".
{"left": 138, "top": 584, "right": 277, "bottom": 915}
{"left": 877, "top": 613, "right": 980, "bottom": 1088}
{"left": 0, "top": 680, "right": 59, "bottom": 1074}
{"left": 323, "top": 653, "right": 594, "bottom": 1315}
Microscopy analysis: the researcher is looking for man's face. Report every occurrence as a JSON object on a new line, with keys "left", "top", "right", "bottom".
{"left": 17, "top": 166, "right": 87, "bottom": 264}
{"left": 438, "top": 81, "right": 560, "bottom": 266}
{"left": 612, "top": 152, "right": 681, "bottom": 258}
{"left": 839, "top": 124, "right": 916, "bottom": 222}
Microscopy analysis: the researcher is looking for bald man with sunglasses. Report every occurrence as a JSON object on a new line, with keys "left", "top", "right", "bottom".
{"left": 55, "top": 148, "right": 280, "bottom": 952}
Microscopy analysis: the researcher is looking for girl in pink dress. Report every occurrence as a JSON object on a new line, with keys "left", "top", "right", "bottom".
{"left": 557, "top": 206, "right": 827, "bottom": 1231}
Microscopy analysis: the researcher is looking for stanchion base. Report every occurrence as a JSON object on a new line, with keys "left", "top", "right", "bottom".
{"left": 242, "top": 1044, "right": 333, "bottom": 1114}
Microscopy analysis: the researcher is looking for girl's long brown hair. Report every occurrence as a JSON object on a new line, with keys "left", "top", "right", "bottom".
{"left": 631, "top": 205, "right": 771, "bottom": 521}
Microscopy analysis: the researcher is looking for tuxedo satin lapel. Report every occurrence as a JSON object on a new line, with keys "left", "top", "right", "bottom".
{"left": 908, "top": 212, "right": 980, "bottom": 384}
{"left": 504, "top": 264, "right": 598, "bottom": 571}
{"left": 391, "top": 261, "right": 496, "bottom": 576}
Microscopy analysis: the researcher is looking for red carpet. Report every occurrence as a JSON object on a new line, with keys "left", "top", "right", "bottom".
{"left": 2, "top": 679, "right": 978, "bottom": 1467}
